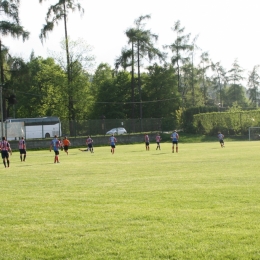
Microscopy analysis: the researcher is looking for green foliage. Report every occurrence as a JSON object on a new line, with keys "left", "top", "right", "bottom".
{"left": 223, "top": 84, "right": 249, "bottom": 108}
{"left": 193, "top": 109, "right": 260, "bottom": 135}
{"left": 161, "top": 117, "right": 176, "bottom": 132}
{"left": 0, "top": 1, "right": 29, "bottom": 41}
{"left": 165, "top": 20, "right": 192, "bottom": 93}
{"left": 7, "top": 38, "right": 94, "bottom": 121}
{"left": 10, "top": 57, "right": 66, "bottom": 118}
{"left": 226, "top": 101, "right": 242, "bottom": 112}
{"left": 39, "top": 0, "right": 84, "bottom": 42}
{"left": 90, "top": 64, "right": 131, "bottom": 119}
{"left": 247, "top": 65, "right": 260, "bottom": 107}
{"left": 121, "top": 14, "right": 164, "bottom": 120}
{"left": 142, "top": 63, "right": 180, "bottom": 118}
{"left": 182, "top": 106, "right": 218, "bottom": 132}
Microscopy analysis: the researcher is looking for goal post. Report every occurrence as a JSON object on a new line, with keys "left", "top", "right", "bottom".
{"left": 248, "top": 127, "right": 260, "bottom": 141}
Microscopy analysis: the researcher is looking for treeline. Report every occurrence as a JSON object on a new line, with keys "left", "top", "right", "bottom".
{"left": 193, "top": 109, "right": 260, "bottom": 135}
{"left": 1, "top": 1, "right": 260, "bottom": 135}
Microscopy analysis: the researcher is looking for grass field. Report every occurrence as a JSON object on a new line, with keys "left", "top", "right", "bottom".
{"left": 1, "top": 141, "right": 260, "bottom": 260}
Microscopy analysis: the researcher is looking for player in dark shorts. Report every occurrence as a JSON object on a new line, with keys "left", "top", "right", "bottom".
{"left": 109, "top": 134, "right": 117, "bottom": 154}
{"left": 1, "top": 137, "right": 12, "bottom": 168}
{"left": 18, "top": 137, "right": 26, "bottom": 161}
{"left": 217, "top": 132, "right": 225, "bottom": 147}
{"left": 86, "top": 136, "right": 94, "bottom": 153}
{"left": 62, "top": 136, "right": 71, "bottom": 155}
{"left": 171, "top": 130, "right": 179, "bottom": 153}
{"left": 144, "top": 134, "right": 150, "bottom": 151}
{"left": 50, "top": 135, "right": 61, "bottom": 163}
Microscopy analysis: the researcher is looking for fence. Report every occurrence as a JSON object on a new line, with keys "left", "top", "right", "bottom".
{"left": 0, "top": 117, "right": 176, "bottom": 140}
{"left": 61, "top": 118, "right": 177, "bottom": 137}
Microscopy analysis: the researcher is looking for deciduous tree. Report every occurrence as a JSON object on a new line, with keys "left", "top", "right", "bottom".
{"left": 247, "top": 65, "right": 260, "bottom": 108}
{"left": 0, "top": 0, "right": 29, "bottom": 120}
{"left": 165, "top": 20, "right": 192, "bottom": 93}
{"left": 39, "top": 0, "right": 84, "bottom": 133}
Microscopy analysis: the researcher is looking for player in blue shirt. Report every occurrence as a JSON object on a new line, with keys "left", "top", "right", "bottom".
{"left": 50, "top": 135, "right": 61, "bottom": 163}
{"left": 217, "top": 132, "right": 225, "bottom": 147}
{"left": 171, "top": 130, "right": 179, "bottom": 153}
{"left": 109, "top": 134, "right": 117, "bottom": 154}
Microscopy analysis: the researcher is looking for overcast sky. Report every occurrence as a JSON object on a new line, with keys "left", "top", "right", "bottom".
{"left": 3, "top": 0, "right": 260, "bottom": 79}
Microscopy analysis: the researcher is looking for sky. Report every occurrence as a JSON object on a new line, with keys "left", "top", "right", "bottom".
{"left": 3, "top": 0, "right": 260, "bottom": 80}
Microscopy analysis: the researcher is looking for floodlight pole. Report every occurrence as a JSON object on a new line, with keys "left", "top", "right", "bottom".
{"left": 0, "top": 85, "right": 3, "bottom": 137}
{"left": 0, "top": 40, "right": 4, "bottom": 137}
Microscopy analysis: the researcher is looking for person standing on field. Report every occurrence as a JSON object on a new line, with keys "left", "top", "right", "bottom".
{"left": 50, "top": 135, "right": 61, "bottom": 163}
{"left": 62, "top": 136, "right": 71, "bottom": 155}
{"left": 0, "top": 137, "right": 12, "bottom": 168}
{"left": 155, "top": 133, "right": 162, "bottom": 150}
{"left": 18, "top": 137, "right": 26, "bottom": 162}
{"left": 171, "top": 130, "right": 179, "bottom": 153}
{"left": 86, "top": 136, "right": 94, "bottom": 153}
{"left": 144, "top": 134, "right": 150, "bottom": 151}
{"left": 109, "top": 134, "right": 117, "bottom": 154}
{"left": 218, "top": 132, "right": 225, "bottom": 147}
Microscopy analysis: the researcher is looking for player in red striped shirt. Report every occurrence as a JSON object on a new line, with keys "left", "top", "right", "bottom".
{"left": 0, "top": 137, "right": 12, "bottom": 168}
{"left": 155, "top": 133, "right": 162, "bottom": 150}
{"left": 18, "top": 137, "right": 26, "bottom": 162}
{"left": 144, "top": 134, "right": 150, "bottom": 151}
{"left": 86, "top": 136, "right": 94, "bottom": 153}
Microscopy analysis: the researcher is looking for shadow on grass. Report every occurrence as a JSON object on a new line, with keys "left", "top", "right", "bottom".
{"left": 151, "top": 153, "right": 168, "bottom": 155}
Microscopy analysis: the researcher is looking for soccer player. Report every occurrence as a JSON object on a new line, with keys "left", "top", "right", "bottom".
{"left": 86, "top": 136, "right": 94, "bottom": 153}
{"left": 78, "top": 148, "right": 89, "bottom": 152}
{"left": 218, "top": 131, "right": 225, "bottom": 147}
{"left": 0, "top": 137, "right": 12, "bottom": 168}
{"left": 18, "top": 137, "right": 26, "bottom": 162}
{"left": 109, "top": 134, "right": 117, "bottom": 154}
{"left": 62, "top": 136, "right": 71, "bottom": 155}
{"left": 144, "top": 134, "right": 150, "bottom": 151}
{"left": 171, "top": 130, "right": 179, "bottom": 153}
{"left": 155, "top": 133, "right": 162, "bottom": 150}
{"left": 50, "top": 135, "right": 61, "bottom": 163}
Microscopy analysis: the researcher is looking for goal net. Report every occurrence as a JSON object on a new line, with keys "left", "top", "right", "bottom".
{"left": 248, "top": 127, "right": 260, "bottom": 141}
{"left": 0, "top": 122, "right": 25, "bottom": 140}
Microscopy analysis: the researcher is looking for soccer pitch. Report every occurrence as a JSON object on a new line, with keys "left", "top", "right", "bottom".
{"left": 1, "top": 141, "right": 260, "bottom": 259}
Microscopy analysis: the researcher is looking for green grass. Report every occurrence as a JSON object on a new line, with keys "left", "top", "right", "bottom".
{"left": 1, "top": 141, "right": 260, "bottom": 259}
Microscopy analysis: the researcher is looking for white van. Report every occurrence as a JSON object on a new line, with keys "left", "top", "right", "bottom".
{"left": 3, "top": 117, "right": 62, "bottom": 140}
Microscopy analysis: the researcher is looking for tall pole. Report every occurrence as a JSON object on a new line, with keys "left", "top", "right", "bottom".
{"left": 0, "top": 40, "right": 3, "bottom": 137}
{"left": 137, "top": 40, "right": 143, "bottom": 132}
{"left": 0, "top": 86, "right": 3, "bottom": 137}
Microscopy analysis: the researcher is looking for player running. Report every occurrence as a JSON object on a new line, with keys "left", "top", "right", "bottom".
{"left": 50, "top": 135, "right": 61, "bottom": 163}
{"left": 62, "top": 136, "right": 71, "bottom": 155}
{"left": 218, "top": 132, "right": 225, "bottom": 147}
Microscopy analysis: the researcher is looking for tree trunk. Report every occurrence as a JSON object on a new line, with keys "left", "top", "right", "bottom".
{"left": 0, "top": 40, "right": 7, "bottom": 122}
{"left": 137, "top": 40, "right": 143, "bottom": 118}
{"left": 137, "top": 40, "right": 143, "bottom": 131}
{"left": 63, "top": 2, "right": 74, "bottom": 136}
{"left": 131, "top": 41, "right": 135, "bottom": 119}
